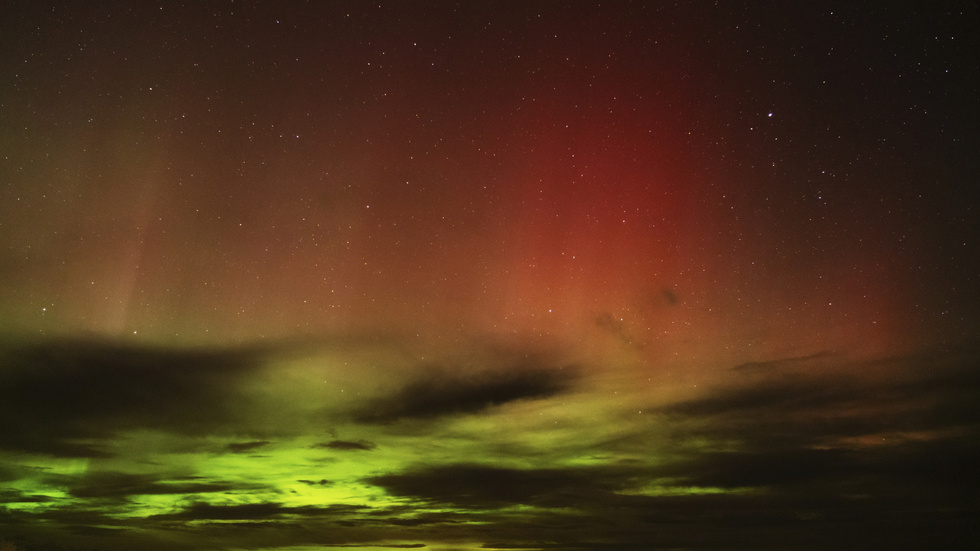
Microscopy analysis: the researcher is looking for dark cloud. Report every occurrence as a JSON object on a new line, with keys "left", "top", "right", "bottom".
{"left": 646, "top": 349, "right": 980, "bottom": 523}
{"left": 353, "top": 358, "right": 577, "bottom": 424}
{"left": 149, "top": 501, "right": 370, "bottom": 521}
{"left": 661, "top": 375, "right": 859, "bottom": 420}
{"left": 731, "top": 351, "right": 831, "bottom": 373}
{"left": 61, "top": 471, "right": 253, "bottom": 500}
{"left": 0, "top": 338, "right": 275, "bottom": 456}
{"left": 0, "top": 490, "right": 52, "bottom": 504}
{"left": 316, "top": 439, "right": 377, "bottom": 451}
{"left": 366, "top": 463, "right": 636, "bottom": 509}
{"left": 657, "top": 350, "right": 980, "bottom": 447}
{"left": 226, "top": 440, "right": 270, "bottom": 453}
{"left": 594, "top": 312, "right": 633, "bottom": 345}
{"left": 362, "top": 463, "right": 980, "bottom": 549}
{"left": 151, "top": 502, "right": 286, "bottom": 521}
{"left": 663, "top": 448, "right": 861, "bottom": 489}
{"left": 297, "top": 478, "right": 332, "bottom": 486}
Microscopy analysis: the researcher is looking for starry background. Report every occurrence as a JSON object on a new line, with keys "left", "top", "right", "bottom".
{"left": 1, "top": 2, "right": 978, "bottom": 550}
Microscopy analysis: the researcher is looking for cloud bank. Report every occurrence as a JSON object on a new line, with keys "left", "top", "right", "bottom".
{"left": 1, "top": 339, "right": 978, "bottom": 550}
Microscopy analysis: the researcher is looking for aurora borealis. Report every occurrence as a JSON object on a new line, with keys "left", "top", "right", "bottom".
{"left": 1, "top": 2, "right": 978, "bottom": 550}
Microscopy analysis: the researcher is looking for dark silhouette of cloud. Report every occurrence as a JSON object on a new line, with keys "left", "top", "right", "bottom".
{"left": 663, "top": 448, "right": 862, "bottom": 488}
{"left": 59, "top": 471, "right": 260, "bottom": 500}
{"left": 316, "top": 439, "right": 377, "bottom": 451}
{"left": 657, "top": 350, "right": 980, "bottom": 446}
{"left": 150, "top": 502, "right": 286, "bottom": 521}
{"left": 0, "top": 490, "right": 52, "bottom": 504}
{"left": 0, "top": 338, "right": 276, "bottom": 457}
{"left": 148, "top": 501, "right": 370, "bottom": 521}
{"left": 297, "top": 478, "right": 332, "bottom": 486}
{"left": 647, "top": 349, "right": 980, "bottom": 514}
{"left": 353, "top": 358, "right": 577, "bottom": 424}
{"left": 594, "top": 312, "right": 632, "bottom": 345}
{"left": 731, "top": 351, "right": 831, "bottom": 373}
{"left": 367, "top": 463, "right": 637, "bottom": 509}
{"left": 226, "top": 440, "right": 270, "bottom": 453}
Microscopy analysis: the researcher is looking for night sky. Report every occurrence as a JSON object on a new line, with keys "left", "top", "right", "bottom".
{"left": 1, "top": 2, "right": 979, "bottom": 550}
